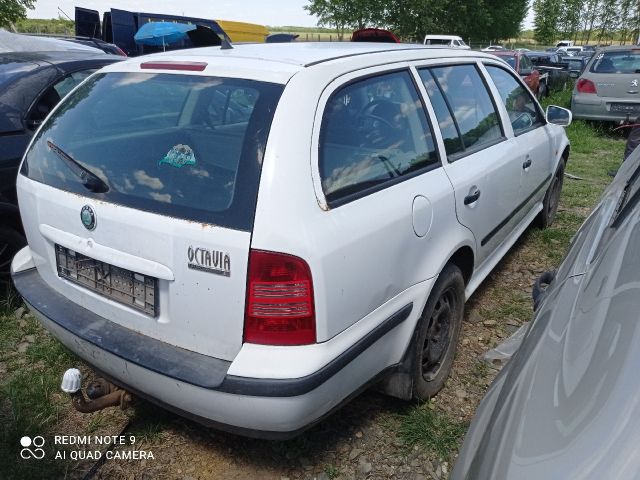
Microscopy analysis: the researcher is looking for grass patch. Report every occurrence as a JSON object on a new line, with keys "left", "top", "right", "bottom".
{"left": 397, "top": 403, "right": 467, "bottom": 460}
{"left": 324, "top": 464, "right": 340, "bottom": 479}
{"left": 0, "top": 312, "right": 77, "bottom": 479}
{"left": 127, "top": 404, "right": 169, "bottom": 443}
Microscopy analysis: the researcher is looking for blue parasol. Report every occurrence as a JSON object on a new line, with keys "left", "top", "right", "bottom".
{"left": 134, "top": 22, "right": 196, "bottom": 50}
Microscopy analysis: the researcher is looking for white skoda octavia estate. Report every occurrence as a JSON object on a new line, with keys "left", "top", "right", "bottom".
{"left": 11, "top": 42, "right": 571, "bottom": 437}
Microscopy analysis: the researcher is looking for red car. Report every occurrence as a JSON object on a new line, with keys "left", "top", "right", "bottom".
{"left": 351, "top": 28, "right": 400, "bottom": 43}
{"left": 492, "top": 51, "right": 545, "bottom": 98}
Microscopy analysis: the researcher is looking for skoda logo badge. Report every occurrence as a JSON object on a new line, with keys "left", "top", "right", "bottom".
{"left": 80, "top": 205, "right": 96, "bottom": 231}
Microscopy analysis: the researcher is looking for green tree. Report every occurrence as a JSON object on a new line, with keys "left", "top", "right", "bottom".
{"left": 0, "top": 0, "right": 36, "bottom": 28}
{"left": 484, "top": 0, "right": 528, "bottom": 41}
{"left": 305, "top": 0, "right": 386, "bottom": 38}
{"left": 557, "top": 0, "right": 582, "bottom": 42}
{"left": 533, "top": 0, "right": 561, "bottom": 44}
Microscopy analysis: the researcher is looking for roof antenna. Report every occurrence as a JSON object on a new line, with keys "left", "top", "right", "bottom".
{"left": 219, "top": 34, "right": 234, "bottom": 50}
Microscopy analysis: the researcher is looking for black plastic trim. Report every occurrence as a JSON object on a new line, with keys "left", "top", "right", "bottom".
{"left": 481, "top": 174, "right": 552, "bottom": 247}
{"left": 12, "top": 267, "right": 232, "bottom": 389}
{"left": 93, "top": 363, "right": 400, "bottom": 439}
{"left": 12, "top": 267, "right": 412, "bottom": 397}
{"left": 219, "top": 302, "right": 413, "bottom": 396}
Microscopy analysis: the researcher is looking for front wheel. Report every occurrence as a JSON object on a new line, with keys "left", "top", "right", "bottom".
{"left": 536, "top": 162, "right": 565, "bottom": 229}
{"left": 412, "top": 263, "right": 465, "bottom": 400}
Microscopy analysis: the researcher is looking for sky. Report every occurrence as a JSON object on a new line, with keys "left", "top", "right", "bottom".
{"left": 28, "top": 0, "right": 320, "bottom": 27}
{"left": 29, "top": 0, "right": 535, "bottom": 30}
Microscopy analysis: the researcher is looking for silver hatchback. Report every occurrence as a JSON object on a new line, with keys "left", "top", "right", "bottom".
{"left": 571, "top": 46, "right": 640, "bottom": 122}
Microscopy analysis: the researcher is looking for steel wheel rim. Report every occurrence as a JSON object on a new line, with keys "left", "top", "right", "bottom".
{"left": 422, "top": 287, "right": 456, "bottom": 381}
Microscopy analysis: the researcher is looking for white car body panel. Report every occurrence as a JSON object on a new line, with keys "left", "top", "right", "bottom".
{"left": 12, "top": 43, "right": 571, "bottom": 435}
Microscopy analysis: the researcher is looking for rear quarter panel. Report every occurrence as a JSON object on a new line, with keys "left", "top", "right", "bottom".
{"left": 250, "top": 63, "right": 475, "bottom": 343}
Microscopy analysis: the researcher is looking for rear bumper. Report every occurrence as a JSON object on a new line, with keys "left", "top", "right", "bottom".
{"left": 572, "top": 94, "right": 640, "bottom": 122}
{"left": 11, "top": 263, "right": 414, "bottom": 437}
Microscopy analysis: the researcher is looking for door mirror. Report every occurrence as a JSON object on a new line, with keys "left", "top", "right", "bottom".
{"left": 546, "top": 105, "right": 572, "bottom": 127}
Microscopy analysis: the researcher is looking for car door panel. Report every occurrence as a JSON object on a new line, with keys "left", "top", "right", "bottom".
{"left": 483, "top": 64, "right": 553, "bottom": 217}
{"left": 415, "top": 64, "right": 521, "bottom": 265}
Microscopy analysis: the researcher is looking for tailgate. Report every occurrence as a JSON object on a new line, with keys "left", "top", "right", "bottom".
{"left": 18, "top": 179, "right": 248, "bottom": 360}
{"left": 18, "top": 70, "right": 283, "bottom": 361}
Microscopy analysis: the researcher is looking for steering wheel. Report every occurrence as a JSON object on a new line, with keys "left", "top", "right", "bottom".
{"left": 357, "top": 99, "right": 401, "bottom": 147}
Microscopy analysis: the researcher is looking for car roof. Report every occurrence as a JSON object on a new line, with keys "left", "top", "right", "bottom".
{"left": 598, "top": 45, "right": 640, "bottom": 52}
{"left": 103, "top": 42, "right": 494, "bottom": 83}
{"left": 0, "top": 50, "right": 112, "bottom": 65}
{"left": 492, "top": 50, "right": 519, "bottom": 56}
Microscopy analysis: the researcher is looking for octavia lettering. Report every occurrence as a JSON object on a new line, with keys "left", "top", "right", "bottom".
{"left": 187, "top": 246, "right": 231, "bottom": 277}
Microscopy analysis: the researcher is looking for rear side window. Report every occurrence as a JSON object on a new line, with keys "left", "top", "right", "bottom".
{"left": 22, "top": 72, "right": 283, "bottom": 231}
{"left": 419, "top": 65, "right": 503, "bottom": 159}
{"left": 319, "top": 70, "right": 439, "bottom": 206}
{"left": 591, "top": 50, "right": 640, "bottom": 74}
{"left": 27, "top": 70, "right": 96, "bottom": 129}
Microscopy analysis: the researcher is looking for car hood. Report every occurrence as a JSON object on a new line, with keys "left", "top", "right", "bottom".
{"left": 454, "top": 148, "right": 640, "bottom": 479}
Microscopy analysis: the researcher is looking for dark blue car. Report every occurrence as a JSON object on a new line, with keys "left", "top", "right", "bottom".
{"left": 0, "top": 50, "right": 121, "bottom": 286}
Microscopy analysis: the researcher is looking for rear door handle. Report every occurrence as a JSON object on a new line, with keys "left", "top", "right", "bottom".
{"left": 523, "top": 158, "right": 532, "bottom": 169}
{"left": 464, "top": 187, "right": 481, "bottom": 205}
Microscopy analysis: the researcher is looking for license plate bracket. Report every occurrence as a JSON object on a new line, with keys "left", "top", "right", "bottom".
{"left": 610, "top": 103, "right": 640, "bottom": 113}
{"left": 55, "top": 244, "right": 158, "bottom": 316}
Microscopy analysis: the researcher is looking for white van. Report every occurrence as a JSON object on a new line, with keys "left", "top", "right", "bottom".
{"left": 12, "top": 43, "right": 571, "bottom": 437}
{"left": 423, "top": 35, "right": 470, "bottom": 49}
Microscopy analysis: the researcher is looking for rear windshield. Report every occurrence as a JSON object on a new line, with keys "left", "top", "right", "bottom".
{"left": 500, "top": 56, "right": 517, "bottom": 69}
{"left": 22, "top": 72, "right": 283, "bottom": 231}
{"left": 591, "top": 50, "right": 640, "bottom": 74}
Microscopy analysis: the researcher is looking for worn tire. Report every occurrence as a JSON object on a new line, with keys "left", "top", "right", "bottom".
{"left": 0, "top": 226, "right": 26, "bottom": 288}
{"left": 412, "top": 263, "right": 465, "bottom": 400}
{"left": 536, "top": 161, "right": 565, "bottom": 229}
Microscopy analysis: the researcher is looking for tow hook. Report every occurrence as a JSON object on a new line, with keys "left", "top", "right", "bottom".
{"left": 61, "top": 369, "right": 133, "bottom": 413}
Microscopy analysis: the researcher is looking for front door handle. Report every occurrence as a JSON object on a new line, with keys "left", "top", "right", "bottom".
{"left": 523, "top": 157, "right": 532, "bottom": 169}
{"left": 464, "top": 187, "right": 481, "bottom": 205}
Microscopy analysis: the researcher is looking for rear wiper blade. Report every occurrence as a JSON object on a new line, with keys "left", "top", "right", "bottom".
{"left": 47, "top": 140, "right": 109, "bottom": 193}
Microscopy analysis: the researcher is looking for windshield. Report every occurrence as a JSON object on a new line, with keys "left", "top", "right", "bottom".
{"left": 591, "top": 49, "right": 640, "bottom": 74}
{"left": 22, "top": 72, "right": 283, "bottom": 231}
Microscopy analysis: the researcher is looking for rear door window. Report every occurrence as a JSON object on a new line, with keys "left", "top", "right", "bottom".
{"left": 319, "top": 70, "right": 439, "bottom": 206}
{"left": 418, "top": 64, "right": 504, "bottom": 159}
{"left": 27, "top": 69, "right": 96, "bottom": 129}
{"left": 22, "top": 72, "right": 284, "bottom": 231}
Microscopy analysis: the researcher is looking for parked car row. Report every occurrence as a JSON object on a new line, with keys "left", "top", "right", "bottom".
{"left": 10, "top": 43, "right": 571, "bottom": 437}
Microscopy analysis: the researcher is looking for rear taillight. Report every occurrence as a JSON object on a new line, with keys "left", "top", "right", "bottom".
{"left": 577, "top": 78, "right": 597, "bottom": 94}
{"left": 244, "top": 250, "right": 316, "bottom": 346}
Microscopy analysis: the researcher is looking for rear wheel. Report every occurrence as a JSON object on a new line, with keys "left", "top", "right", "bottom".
{"left": 536, "top": 161, "right": 565, "bottom": 229}
{"left": 412, "top": 263, "right": 465, "bottom": 400}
